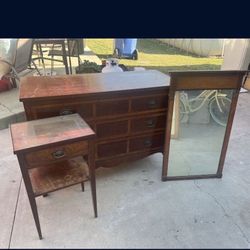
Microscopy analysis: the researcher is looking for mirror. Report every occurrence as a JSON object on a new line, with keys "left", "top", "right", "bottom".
{"left": 168, "top": 89, "right": 234, "bottom": 177}
{"left": 162, "top": 71, "right": 246, "bottom": 181}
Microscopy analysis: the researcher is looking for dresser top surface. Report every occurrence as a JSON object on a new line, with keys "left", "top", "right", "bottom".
{"left": 10, "top": 114, "right": 95, "bottom": 153}
{"left": 20, "top": 70, "right": 170, "bottom": 101}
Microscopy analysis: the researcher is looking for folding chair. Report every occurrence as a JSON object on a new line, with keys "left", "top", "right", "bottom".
{"left": 0, "top": 39, "right": 41, "bottom": 88}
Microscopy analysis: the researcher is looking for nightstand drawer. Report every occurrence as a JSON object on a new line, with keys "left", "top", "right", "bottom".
{"left": 131, "top": 114, "right": 166, "bottom": 133}
{"left": 131, "top": 95, "right": 167, "bottom": 112}
{"left": 25, "top": 141, "right": 88, "bottom": 168}
{"left": 129, "top": 133, "right": 165, "bottom": 152}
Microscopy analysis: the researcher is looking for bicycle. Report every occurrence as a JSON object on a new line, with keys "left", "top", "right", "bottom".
{"left": 179, "top": 89, "right": 232, "bottom": 127}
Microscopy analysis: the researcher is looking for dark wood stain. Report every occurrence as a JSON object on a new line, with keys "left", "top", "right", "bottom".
{"left": 96, "top": 120, "right": 129, "bottom": 139}
{"left": 129, "top": 133, "right": 165, "bottom": 152}
{"left": 20, "top": 70, "right": 170, "bottom": 101}
{"left": 131, "top": 94, "right": 168, "bottom": 112}
{"left": 96, "top": 100, "right": 129, "bottom": 117}
{"left": 131, "top": 114, "right": 166, "bottom": 133}
{"left": 97, "top": 140, "right": 128, "bottom": 158}
{"left": 20, "top": 70, "right": 170, "bottom": 169}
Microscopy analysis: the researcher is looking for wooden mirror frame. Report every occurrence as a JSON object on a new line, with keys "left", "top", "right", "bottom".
{"left": 162, "top": 70, "right": 247, "bottom": 181}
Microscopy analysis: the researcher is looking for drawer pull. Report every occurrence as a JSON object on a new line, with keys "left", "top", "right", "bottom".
{"left": 148, "top": 99, "right": 157, "bottom": 108}
{"left": 146, "top": 119, "right": 155, "bottom": 128}
{"left": 52, "top": 150, "right": 65, "bottom": 159}
{"left": 60, "top": 109, "right": 74, "bottom": 116}
{"left": 144, "top": 139, "right": 152, "bottom": 147}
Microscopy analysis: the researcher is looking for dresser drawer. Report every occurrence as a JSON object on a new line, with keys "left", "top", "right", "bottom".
{"left": 131, "top": 95, "right": 167, "bottom": 112}
{"left": 131, "top": 114, "right": 166, "bottom": 134}
{"left": 25, "top": 141, "right": 88, "bottom": 168}
{"left": 96, "top": 99, "right": 129, "bottom": 117}
{"left": 96, "top": 120, "right": 129, "bottom": 139}
{"left": 97, "top": 140, "right": 127, "bottom": 158}
{"left": 31, "top": 102, "right": 93, "bottom": 120}
{"left": 129, "top": 133, "right": 165, "bottom": 152}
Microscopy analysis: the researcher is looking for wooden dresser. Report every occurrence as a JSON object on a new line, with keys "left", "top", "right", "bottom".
{"left": 19, "top": 70, "right": 170, "bottom": 169}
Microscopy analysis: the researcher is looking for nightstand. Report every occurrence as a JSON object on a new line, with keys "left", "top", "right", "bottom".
{"left": 10, "top": 113, "right": 97, "bottom": 239}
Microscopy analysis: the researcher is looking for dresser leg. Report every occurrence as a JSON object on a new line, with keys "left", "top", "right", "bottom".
{"left": 81, "top": 182, "right": 84, "bottom": 192}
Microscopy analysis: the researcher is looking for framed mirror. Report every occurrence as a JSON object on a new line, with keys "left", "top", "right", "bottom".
{"left": 162, "top": 71, "right": 246, "bottom": 181}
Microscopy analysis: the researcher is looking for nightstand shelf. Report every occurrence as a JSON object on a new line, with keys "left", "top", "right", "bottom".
{"left": 29, "top": 156, "right": 89, "bottom": 197}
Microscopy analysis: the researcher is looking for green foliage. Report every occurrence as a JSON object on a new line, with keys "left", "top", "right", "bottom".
{"left": 86, "top": 39, "right": 223, "bottom": 74}
{"left": 75, "top": 60, "right": 101, "bottom": 74}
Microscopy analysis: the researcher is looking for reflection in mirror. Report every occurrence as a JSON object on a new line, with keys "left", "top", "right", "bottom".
{"left": 168, "top": 89, "right": 234, "bottom": 177}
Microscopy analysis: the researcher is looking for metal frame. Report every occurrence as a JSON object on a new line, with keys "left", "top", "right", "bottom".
{"left": 0, "top": 39, "right": 41, "bottom": 88}
{"left": 32, "top": 39, "right": 71, "bottom": 75}
{"left": 162, "top": 70, "right": 247, "bottom": 181}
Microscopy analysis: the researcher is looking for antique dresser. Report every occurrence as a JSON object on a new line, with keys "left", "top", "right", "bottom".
{"left": 19, "top": 70, "right": 170, "bottom": 168}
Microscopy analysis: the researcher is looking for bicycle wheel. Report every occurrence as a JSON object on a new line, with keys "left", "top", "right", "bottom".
{"left": 189, "top": 97, "right": 204, "bottom": 113}
{"left": 209, "top": 96, "right": 231, "bottom": 126}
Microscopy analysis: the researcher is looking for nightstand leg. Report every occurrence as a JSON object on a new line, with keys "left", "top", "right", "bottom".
{"left": 17, "top": 155, "right": 43, "bottom": 240}
{"left": 90, "top": 174, "right": 97, "bottom": 217}
{"left": 27, "top": 194, "right": 43, "bottom": 240}
{"left": 88, "top": 141, "right": 98, "bottom": 218}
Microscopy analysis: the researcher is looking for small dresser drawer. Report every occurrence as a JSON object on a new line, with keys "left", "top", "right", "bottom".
{"left": 131, "top": 114, "right": 166, "bottom": 134}
{"left": 31, "top": 102, "right": 93, "bottom": 120}
{"left": 131, "top": 95, "right": 167, "bottom": 112}
{"left": 129, "top": 133, "right": 165, "bottom": 152}
{"left": 96, "top": 120, "right": 129, "bottom": 139}
{"left": 97, "top": 140, "right": 127, "bottom": 159}
{"left": 96, "top": 99, "right": 129, "bottom": 117}
{"left": 25, "top": 141, "right": 88, "bottom": 168}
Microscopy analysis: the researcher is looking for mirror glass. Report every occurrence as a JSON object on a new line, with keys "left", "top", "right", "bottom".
{"left": 168, "top": 89, "right": 234, "bottom": 177}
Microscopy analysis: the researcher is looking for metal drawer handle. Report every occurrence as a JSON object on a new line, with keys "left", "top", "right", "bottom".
{"left": 59, "top": 109, "right": 74, "bottom": 116}
{"left": 144, "top": 139, "right": 152, "bottom": 147}
{"left": 146, "top": 119, "right": 155, "bottom": 128}
{"left": 148, "top": 99, "right": 157, "bottom": 108}
{"left": 52, "top": 150, "right": 65, "bottom": 159}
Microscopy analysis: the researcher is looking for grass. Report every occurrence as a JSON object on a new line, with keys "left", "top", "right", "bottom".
{"left": 85, "top": 39, "right": 223, "bottom": 74}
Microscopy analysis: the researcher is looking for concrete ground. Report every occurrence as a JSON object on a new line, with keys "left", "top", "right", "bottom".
{"left": 0, "top": 90, "right": 249, "bottom": 248}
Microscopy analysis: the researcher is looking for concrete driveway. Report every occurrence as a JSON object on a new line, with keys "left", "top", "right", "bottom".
{"left": 0, "top": 92, "right": 250, "bottom": 248}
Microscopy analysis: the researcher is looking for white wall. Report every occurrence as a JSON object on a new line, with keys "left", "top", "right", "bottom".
{"left": 221, "top": 39, "right": 250, "bottom": 70}
{"left": 158, "top": 39, "right": 224, "bottom": 57}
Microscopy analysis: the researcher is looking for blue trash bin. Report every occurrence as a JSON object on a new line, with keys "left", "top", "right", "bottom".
{"left": 123, "top": 39, "right": 137, "bottom": 55}
{"left": 114, "top": 39, "right": 138, "bottom": 60}
{"left": 114, "top": 39, "right": 124, "bottom": 55}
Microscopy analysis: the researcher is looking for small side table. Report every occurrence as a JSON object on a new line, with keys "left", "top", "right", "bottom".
{"left": 10, "top": 114, "right": 97, "bottom": 239}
